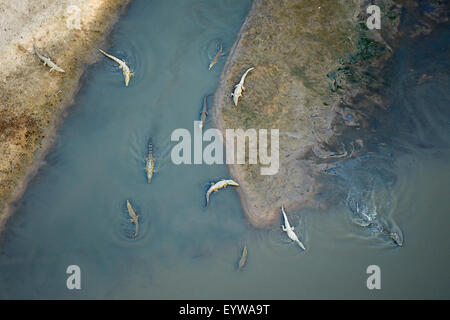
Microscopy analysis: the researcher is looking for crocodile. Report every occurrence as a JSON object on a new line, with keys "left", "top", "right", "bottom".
{"left": 98, "top": 49, "right": 134, "bottom": 86}
{"left": 126, "top": 200, "right": 139, "bottom": 238}
{"left": 231, "top": 67, "right": 254, "bottom": 106}
{"left": 145, "top": 139, "right": 155, "bottom": 184}
{"left": 380, "top": 224, "right": 403, "bottom": 247}
{"left": 205, "top": 179, "right": 240, "bottom": 207}
{"left": 33, "top": 45, "right": 65, "bottom": 73}
{"left": 199, "top": 95, "right": 209, "bottom": 130}
{"left": 281, "top": 205, "right": 306, "bottom": 250}
{"left": 237, "top": 245, "right": 248, "bottom": 271}
{"left": 351, "top": 201, "right": 403, "bottom": 247}
{"left": 355, "top": 218, "right": 403, "bottom": 247}
{"left": 208, "top": 43, "right": 223, "bottom": 70}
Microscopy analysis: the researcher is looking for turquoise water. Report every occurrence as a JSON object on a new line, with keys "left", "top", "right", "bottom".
{"left": 0, "top": 1, "right": 449, "bottom": 299}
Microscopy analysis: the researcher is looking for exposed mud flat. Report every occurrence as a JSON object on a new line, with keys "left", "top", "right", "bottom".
{"left": 213, "top": 0, "right": 448, "bottom": 227}
{"left": 0, "top": 0, "right": 130, "bottom": 230}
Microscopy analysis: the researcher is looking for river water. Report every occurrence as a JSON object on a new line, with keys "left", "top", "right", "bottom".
{"left": 0, "top": 0, "right": 448, "bottom": 299}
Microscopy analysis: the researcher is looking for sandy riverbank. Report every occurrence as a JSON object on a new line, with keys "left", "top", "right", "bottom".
{"left": 213, "top": 0, "right": 448, "bottom": 228}
{"left": 0, "top": 0, "right": 130, "bottom": 231}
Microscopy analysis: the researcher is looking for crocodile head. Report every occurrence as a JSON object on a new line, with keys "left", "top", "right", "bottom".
{"left": 389, "top": 232, "right": 403, "bottom": 247}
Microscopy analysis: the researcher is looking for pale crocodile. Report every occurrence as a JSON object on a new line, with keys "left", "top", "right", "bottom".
{"left": 145, "top": 139, "right": 155, "bottom": 184}
{"left": 33, "top": 45, "right": 65, "bottom": 73}
{"left": 281, "top": 205, "right": 306, "bottom": 250}
{"left": 209, "top": 43, "right": 223, "bottom": 70}
{"left": 98, "top": 49, "right": 134, "bottom": 86}
{"left": 126, "top": 200, "right": 139, "bottom": 238}
{"left": 199, "top": 94, "right": 209, "bottom": 130}
{"left": 237, "top": 245, "right": 248, "bottom": 271}
{"left": 205, "top": 179, "right": 240, "bottom": 207}
{"left": 231, "top": 67, "right": 254, "bottom": 106}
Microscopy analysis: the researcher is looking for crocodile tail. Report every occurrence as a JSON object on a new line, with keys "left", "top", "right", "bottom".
{"left": 133, "top": 223, "right": 139, "bottom": 238}
{"left": 148, "top": 139, "right": 153, "bottom": 157}
{"left": 205, "top": 192, "right": 210, "bottom": 207}
{"left": 296, "top": 239, "right": 306, "bottom": 250}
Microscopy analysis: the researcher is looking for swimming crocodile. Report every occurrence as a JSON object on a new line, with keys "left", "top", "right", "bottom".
{"left": 354, "top": 218, "right": 403, "bottom": 247}
{"left": 209, "top": 43, "right": 223, "bottom": 70}
{"left": 379, "top": 223, "right": 403, "bottom": 247}
{"left": 145, "top": 139, "right": 155, "bottom": 184}
{"left": 281, "top": 205, "right": 306, "bottom": 250}
{"left": 351, "top": 201, "right": 403, "bottom": 247}
{"left": 33, "top": 45, "right": 65, "bottom": 73}
{"left": 205, "top": 179, "right": 240, "bottom": 207}
{"left": 126, "top": 200, "right": 139, "bottom": 238}
{"left": 98, "top": 49, "right": 134, "bottom": 86}
{"left": 231, "top": 67, "right": 254, "bottom": 106}
{"left": 199, "top": 95, "right": 208, "bottom": 130}
{"left": 237, "top": 245, "right": 248, "bottom": 271}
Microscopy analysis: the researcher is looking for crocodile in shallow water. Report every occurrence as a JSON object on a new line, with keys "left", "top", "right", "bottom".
{"left": 126, "top": 200, "right": 139, "bottom": 238}
{"left": 99, "top": 49, "right": 134, "bottom": 86}
{"left": 205, "top": 179, "right": 240, "bottom": 207}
